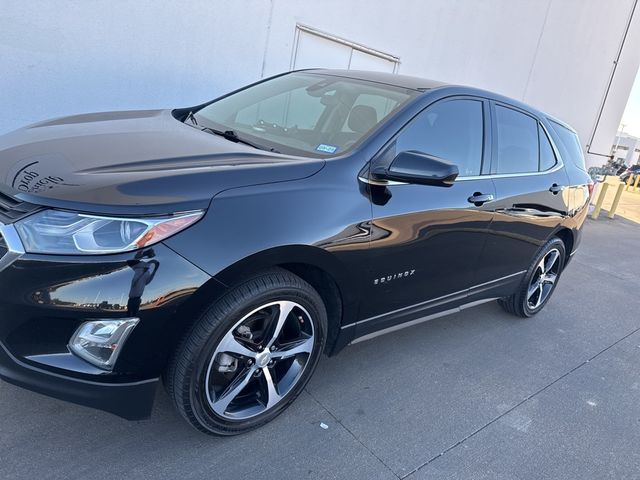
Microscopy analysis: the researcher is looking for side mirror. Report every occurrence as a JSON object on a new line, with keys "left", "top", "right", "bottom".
{"left": 372, "top": 151, "right": 459, "bottom": 186}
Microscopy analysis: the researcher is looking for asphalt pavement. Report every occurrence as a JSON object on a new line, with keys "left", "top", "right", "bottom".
{"left": 1, "top": 216, "right": 639, "bottom": 479}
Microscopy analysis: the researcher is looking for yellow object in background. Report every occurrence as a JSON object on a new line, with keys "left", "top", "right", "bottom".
{"left": 608, "top": 183, "right": 626, "bottom": 219}
{"left": 591, "top": 182, "right": 609, "bottom": 219}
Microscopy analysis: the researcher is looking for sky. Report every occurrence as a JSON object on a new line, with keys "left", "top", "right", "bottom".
{"left": 620, "top": 71, "right": 640, "bottom": 137}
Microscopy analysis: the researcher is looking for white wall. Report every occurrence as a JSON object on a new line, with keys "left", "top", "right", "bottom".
{"left": 1, "top": 0, "right": 639, "bottom": 168}
{"left": 613, "top": 133, "right": 640, "bottom": 165}
{"left": 0, "top": 0, "right": 271, "bottom": 132}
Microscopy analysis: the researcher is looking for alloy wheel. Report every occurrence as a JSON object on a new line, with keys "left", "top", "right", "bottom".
{"left": 204, "top": 300, "right": 315, "bottom": 420}
{"left": 526, "top": 248, "right": 560, "bottom": 310}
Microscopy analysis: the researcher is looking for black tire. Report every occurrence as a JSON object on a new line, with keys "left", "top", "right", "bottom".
{"left": 165, "top": 268, "right": 327, "bottom": 435}
{"left": 498, "top": 237, "right": 566, "bottom": 318}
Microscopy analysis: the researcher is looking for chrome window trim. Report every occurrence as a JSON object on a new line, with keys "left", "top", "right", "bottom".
{"left": 455, "top": 162, "right": 564, "bottom": 182}
{"left": 359, "top": 160, "right": 564, "bottom": 185}
{"left": 360, "top": 108, "right": 566, "bottom": 186}
{"left": 357, "top": 176, "right": 408, "bottom": 186}
{"left": 0, "top": 222, "right": 25, "bottom": 272}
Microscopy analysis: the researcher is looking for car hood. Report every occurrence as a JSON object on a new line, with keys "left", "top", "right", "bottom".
{"left": 0, "top": 109, "right": 325, "bottom": 215}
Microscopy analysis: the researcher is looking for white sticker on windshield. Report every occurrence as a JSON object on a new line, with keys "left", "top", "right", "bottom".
{"left": 316, "top": 144, "right": 338, "bottom": 154}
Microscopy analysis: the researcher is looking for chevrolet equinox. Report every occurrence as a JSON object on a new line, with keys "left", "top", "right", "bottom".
{"left": 0, "top": 70, "right": 591, "bottom": 435}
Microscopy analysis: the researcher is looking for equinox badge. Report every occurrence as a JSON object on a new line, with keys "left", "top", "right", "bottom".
{"left": 374, "top": 269, "right": 416, "bottom": 285}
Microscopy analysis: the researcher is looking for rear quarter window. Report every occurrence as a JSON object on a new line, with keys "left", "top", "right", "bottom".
{"left": 539, "top": 124, "right": 557, "bottom": 171}
{"left": 548, "top": 120, "right": 586, "bottom": 171}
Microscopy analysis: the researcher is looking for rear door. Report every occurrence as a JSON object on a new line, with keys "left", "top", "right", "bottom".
{"left": 358, "top": 97, "right": 496, "bottom": 336}
{"left": 475, "top": 102, "right": 570, "bottom": 297}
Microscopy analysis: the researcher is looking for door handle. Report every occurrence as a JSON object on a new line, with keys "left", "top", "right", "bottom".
{"left": 467, "top": 192, "right": 494, "bottom": 206}
{"left": 549, "top": 184, "right": 565, "bottom": 194}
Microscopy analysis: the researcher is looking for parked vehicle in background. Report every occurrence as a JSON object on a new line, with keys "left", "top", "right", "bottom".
{"left": 620, "top": 164, "right": 640, "bottom": 183}
{"left": 0, "top": 69, "right": 592, "bottom": 435}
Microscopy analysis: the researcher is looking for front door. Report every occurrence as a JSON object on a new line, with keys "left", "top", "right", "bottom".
{"left": 358, "top": 97, "right": 496, "bottom": 336}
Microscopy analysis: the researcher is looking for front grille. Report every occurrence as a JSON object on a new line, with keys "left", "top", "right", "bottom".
{"left": 0, "top": 190, "right": 39, "bottom": 224}
{"left": 0, "top": 222, "right": 24, "bottom": 272}
{"left": 0, "top": 189, "right": 37, "bottom": 271}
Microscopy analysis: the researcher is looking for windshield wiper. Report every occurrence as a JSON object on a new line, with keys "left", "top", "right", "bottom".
{"left": 200, "top": 127, "right": 277, "bottom": 152}
{"left": 185, "top": 110, "right": 198, "bottom": 126}
{"left": 185, "top": 116, "right": 280, "bottom": 153}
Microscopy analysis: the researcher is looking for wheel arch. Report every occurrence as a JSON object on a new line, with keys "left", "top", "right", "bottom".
{"left": 552, "top": 227, "right": 575, "bottom": 263}
{"left": 176, "top": 245, "right": 357, "bottom": 356}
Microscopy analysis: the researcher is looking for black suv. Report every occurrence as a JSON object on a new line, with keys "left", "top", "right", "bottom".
{"left": 0, "top": 70, "right": 591, "bottom": 434}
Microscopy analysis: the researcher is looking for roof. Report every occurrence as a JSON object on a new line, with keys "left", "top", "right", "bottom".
{"left": 303, "top": 69, "right": 446, "bottom": 91}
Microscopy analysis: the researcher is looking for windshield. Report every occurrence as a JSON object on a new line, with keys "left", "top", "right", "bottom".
{"left": 193, "top": 72, "right": 416, "bottom": 157}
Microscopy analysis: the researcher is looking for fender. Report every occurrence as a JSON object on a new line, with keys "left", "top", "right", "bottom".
{"left": 215, "top": 244, "right": 359, "bottom": 321}
{"left": 215, "top": 245, "right": 352, "bottom": 294}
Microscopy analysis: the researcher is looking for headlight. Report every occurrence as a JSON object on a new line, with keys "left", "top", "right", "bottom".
{"left": 15, "top": 209, "right": 203, "bottom": 255}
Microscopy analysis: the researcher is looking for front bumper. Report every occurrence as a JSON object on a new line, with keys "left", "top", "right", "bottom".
{"left": 0, "top": 341, "right": 158, "bottom": 419}
{"left": 0, "top": 231, "right": 211, "bottom": 419}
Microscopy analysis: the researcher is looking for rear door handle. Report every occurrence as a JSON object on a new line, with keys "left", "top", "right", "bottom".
{"left": 549, "top": 184, "right": 565, "bottom": 194}
{"left": 467, "top": 193, "right": 494, "bottom": 206}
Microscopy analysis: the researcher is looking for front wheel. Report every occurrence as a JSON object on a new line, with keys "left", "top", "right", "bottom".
{"left": 165, "top": 268, "right": 327, "bottom": 435}
{"left": 498, "top": 237, "right": 566, "bottom": 318}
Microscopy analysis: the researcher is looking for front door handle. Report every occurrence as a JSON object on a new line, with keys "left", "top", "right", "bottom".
{"left": 549, "top": 184, "right": 565, "bottom": 194}
{"left": 467, "top": 192, "right": 494, "bottom": 206}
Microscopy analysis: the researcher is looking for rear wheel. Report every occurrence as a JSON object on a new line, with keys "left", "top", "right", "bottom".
{"left": 498, "top": 237, "right": 565, "bottom": 318}
{"left": 165, "top": 268, "right": 327, "bottom": 435}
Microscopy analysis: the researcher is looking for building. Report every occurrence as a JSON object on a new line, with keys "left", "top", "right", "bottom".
{"left": 1, "top": 0, "right": 640, "bottom": 168}
{"left": 612, "top": 131, "right": 640, "bottom": 166}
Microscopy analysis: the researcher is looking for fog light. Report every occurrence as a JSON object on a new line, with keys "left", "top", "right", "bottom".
{"left": 69, "top": 318, "right": 139, "bottom": 370}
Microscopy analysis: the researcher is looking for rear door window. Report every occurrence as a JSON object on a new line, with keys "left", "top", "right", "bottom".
{"left": 494, "top": 105, "right": 539, "bottom": 174}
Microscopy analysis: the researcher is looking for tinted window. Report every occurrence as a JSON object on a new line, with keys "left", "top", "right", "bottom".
{"left": 549, "top": 120, "right": 586, "bottom": 171}
{"left": 395, "top": 99, "right": 484, "bottom": 176}
{"left": 235, "top": 86, "right": 329, "bottom": 130}
{"left": 539, "top": 125, "right": 557, "bottom": 171}
{"left": 495, "top": 106, "right": 539, "bottom": 174}
{"left": 197, "top": 72, "right": 413, "bottom": 157}
{"left": 341, "top": 93, "right": 400, "bottom": 133}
